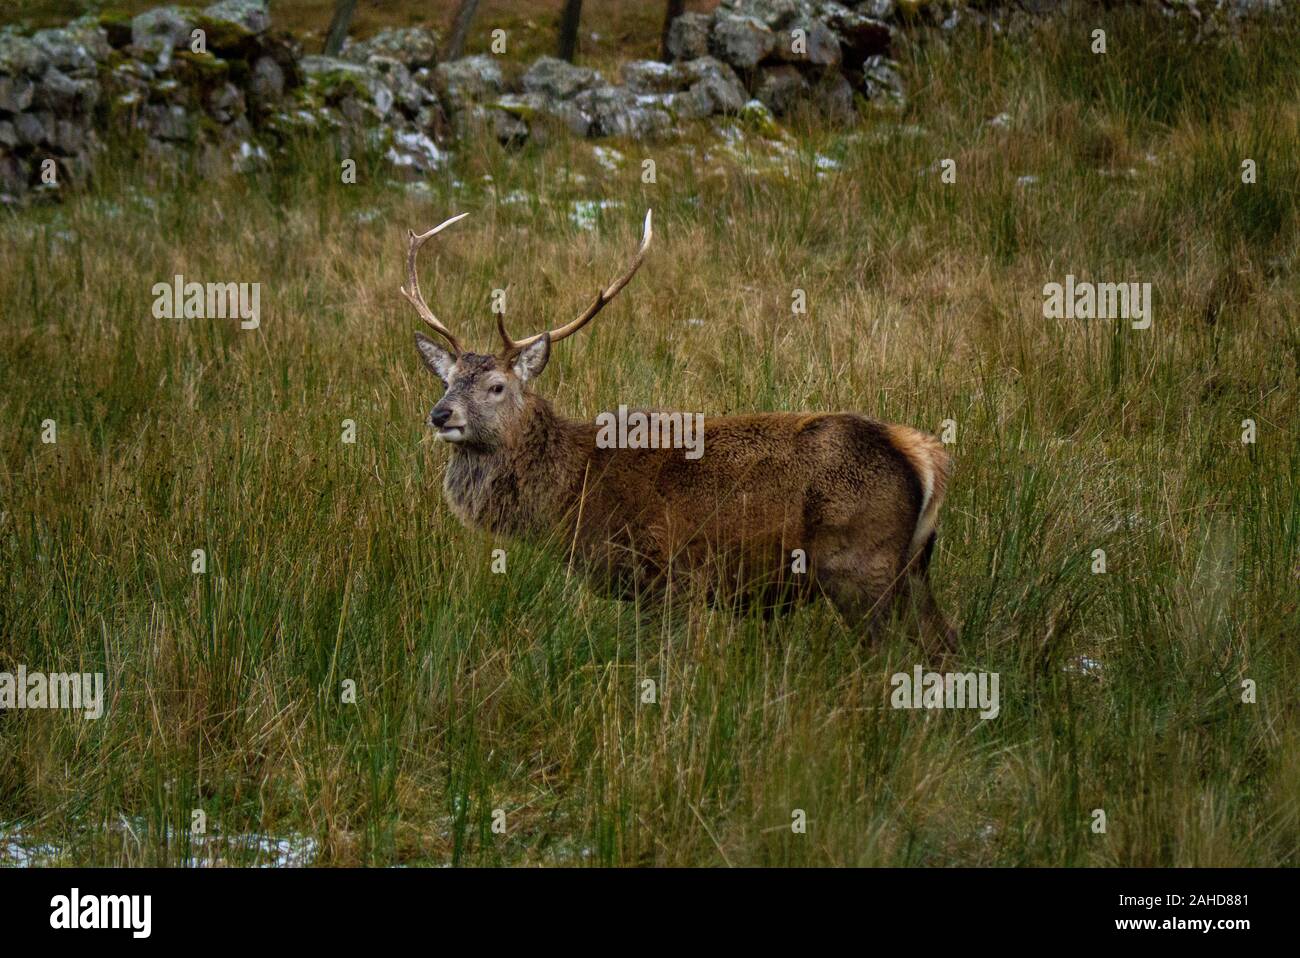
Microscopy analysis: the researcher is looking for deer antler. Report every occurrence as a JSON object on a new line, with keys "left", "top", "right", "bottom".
{"left": 499, "top": 209, "right": 653, "bottom": 355}
{"left": 402, "top": 212, "right": 469, "bottom": 355}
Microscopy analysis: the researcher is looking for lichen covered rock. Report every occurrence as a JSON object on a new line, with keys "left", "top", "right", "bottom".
{"left": 342, "top": 27, "right": 439, "bottom": 70}
{"left": 435, "top": 54, "right": 504, "bottom": 112}
{"left": 666, "top": 12, "right": 713, "bottom": 61}
{"left": 522, "top": 57, "right": 602, "bottom": 100}
{"left": 711, "top": 14, "right": 777, "bottom": 69}
{"left": 131, "top": 6, "right": 199, "bottom": 58}
{"left": 203, "top": 0, "right": 270, "bottom": 35}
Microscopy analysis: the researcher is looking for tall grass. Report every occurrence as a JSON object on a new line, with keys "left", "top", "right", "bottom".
{"left": 0, "top": 7, "right": 1297, "bottom": 865}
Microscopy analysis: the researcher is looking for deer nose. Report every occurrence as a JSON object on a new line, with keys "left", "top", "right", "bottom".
{"left": 429, "top": 407, "right": 452, "bottom": 428}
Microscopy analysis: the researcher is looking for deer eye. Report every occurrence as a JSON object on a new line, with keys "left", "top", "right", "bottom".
{"left": 490, "top": 383, "right": 505, "bottom": 396}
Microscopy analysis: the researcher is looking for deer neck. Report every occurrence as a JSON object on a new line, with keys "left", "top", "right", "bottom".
{"left": 442, "top": 394, "right": 586, "bottom": 538}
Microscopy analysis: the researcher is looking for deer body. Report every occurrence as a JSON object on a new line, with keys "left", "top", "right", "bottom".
{"left": 402, "top": 211, "right": 956, "bottom": 651}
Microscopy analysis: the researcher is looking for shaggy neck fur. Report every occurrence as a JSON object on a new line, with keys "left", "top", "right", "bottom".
{"left": 442, "top": 393, "right": 587, "bottom": 538}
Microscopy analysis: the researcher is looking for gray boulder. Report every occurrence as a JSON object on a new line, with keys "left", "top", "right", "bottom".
{"left": 143, "top": 103, "right": 194, "bottom": 141}
{"left": 385, "top": 128, "right": 447, "bottom": 172}
{"left": 103, "top": 59, "right": 152, "bottom": 109}
{"left": 522, "top": 56, "right": 602, "bottom": 100}
{"left": 816, "top": 69, "right": 856, "bottom": 121}
{"left": 299, "top": 56, "right": 399, "bottom": 123}
{"left": 32, "top": 68, "right": 99, "bottom": 114}
{"left": 132, "top": 7, "right": 197, "bottom": 56}
{"left": 0, "top": 33, "right": 50, "bottom": 78}
{"left": 676, "top": 57, "right": 748, "bottom": 115}
{"left": 300, "top": 55, "right": 374, "bottom": 84}
{"left": 51, "top": 117, "right": 88, "bottom": 153}
{"left": 719, "top": 0, "right": 800, "bottom": 28}
{"left": 622, "top": 57, "right": 747, "bottom": 119}
{"left": 248, "top": 55, "right": 285, "bottom": 107}
{"left": 203, "top": 0, "right": 271, "bottom": 35}
{"left": 712, "top": 14, "right": 777, "bottom": 69}
{"left": 253, "top": 32, "right": 303, "bottom": 87}
{"left": 773, "top": 16, "right": 842, "bottom": 67}
{"left": 494, "top": 92, "right": 591, "bottom": 138}
{"left": 0, "top": 75, "right": 36, "bottom": 113}
{"left": 366, "top": 56, "right": 435, "bottom": 117}
{"left": 207, "top": 81, "right": 245, "bottom": 123}
{"left": 665, "top": 12, "right": 713, "bottom": 61}
{"left": 861, "top": 54, "right": 904, "bottom": 105}
{"left": 491, "top": 108, "right": 529, "bottom": 145}
{"left": 572, "top": 85, "right": 674, "bottom": 138}
{"left": 343, "top": 26, "right": 439, "bottom": 70}
{"left": 435, "top": 55, "right": 504, "bottom": 111}
{"left": 755, "top": 64, "right": 809, "bottom": 115}
{"left": 622, "top": 59, "right": 683, "bottom": 95}
{"left": 0, "top": 154, "right": 28, "bottom": 195}
{"left": 31, "top": 19, "right": 111, "bottom": 76}
{"left": 13, "top": 110, "right": 51, "bottom": 147}
{"left": 820, "top": 4, "right": 893, "bottom": 61}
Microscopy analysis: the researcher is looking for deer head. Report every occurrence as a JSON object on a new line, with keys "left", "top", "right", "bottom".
{"left": 404, "top": 210, "right": 653, "bottom": 450}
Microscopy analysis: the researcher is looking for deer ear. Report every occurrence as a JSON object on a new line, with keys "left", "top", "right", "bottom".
{"left": 511, "top": 333, "right": 550, "bottom": 383}
{"left": 415, "top": 332, "right": 456, "bottom": 385}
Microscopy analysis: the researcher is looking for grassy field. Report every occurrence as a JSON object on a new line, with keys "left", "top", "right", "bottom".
{"left": 1, "top": 8, "right": 1298, "bottom": 866}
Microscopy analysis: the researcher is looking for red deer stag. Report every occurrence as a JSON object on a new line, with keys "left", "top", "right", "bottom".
{"left": 403, "top": 211, "right": 956, "bottom": 651}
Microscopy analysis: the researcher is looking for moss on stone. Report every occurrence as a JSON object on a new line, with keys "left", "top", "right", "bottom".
{"left": 740, "top": 99, "right": 780, "bottom": 137}
{"left": 309, "top": 70, "right": 370, "bottom": 105}
{"left": 493, "top": 100, "right": 538, "bottom": 121}
{"left": 175, "top": 50, "right": 230, "bottom": 78}
{"left": 172, "top": 50, "right": 235, "bottom": 99}
{"left": 193, "top": 13, "right": 255, "bottom": 56}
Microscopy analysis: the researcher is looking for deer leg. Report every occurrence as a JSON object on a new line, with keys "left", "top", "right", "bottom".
{"left": 896, "top": 533, "right": 957, "bottom": 658}
{"left": 897, "top": 568, "right": 957, "bottom": 658}
{"left": 812, "top": 530, "right": 905, "bottom": 643}
{"left": 815, "top": 524, "right": 955, "bottom": 656}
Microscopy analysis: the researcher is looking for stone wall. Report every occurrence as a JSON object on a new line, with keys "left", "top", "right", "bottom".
{"left": 0, "top": 0, "right": 1288, "bottom": 203}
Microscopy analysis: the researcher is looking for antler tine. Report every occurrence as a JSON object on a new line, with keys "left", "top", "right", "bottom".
{"left": 501, "top": 209, "right": 653, "bottom": 355}
{"left": 401, "top": 211, "right": 470, "bottom": 355}
{"left": 496, "top": 311, "right": 518, "bottom": 355}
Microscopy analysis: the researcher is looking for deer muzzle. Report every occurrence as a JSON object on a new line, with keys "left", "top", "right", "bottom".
{"left": 428, "top": 402, "right": 467, "bottom": 441}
